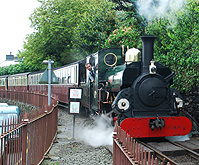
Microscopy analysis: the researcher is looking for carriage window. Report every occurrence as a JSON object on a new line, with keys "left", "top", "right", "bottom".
{"left": 23, "top": 76, "right": 25, "bottom": 85}
{"left": 67, "top": 68, "right": 71, "bottom": 83}
{"left": 19, "top": 77, "right": 21, "bottom": 85}
{"left": 58, "top": 71, "right": 61, "bottom": 84}
{"left": 0, "top": 79, "right": 5, "bottom": 86}
{"left": 34, "top": 75, "right": 36, "bottom": 84}
{"left": 60, "top": 70, "right": 62, "bottom": 84}
{"left": 22, "top": 76, "right": 24, "bottom": 85}
{"left": 38, "top": 74, "right": 42, "bottom": 84}
{"left": 67, "top": 75, "right": 71, "bottom": 83}
{"left": 75, "top": 65, "right": 78, "bottom": 83}
{"left": 36, "top": 75, "right": 38, "bottom": 84}
{"left": 21, "top": 77, "right": 23, "bottom": 85}
{"left": 71, "top": 66, "right": 75, "bottom": 83}
{"left": 61, "top": 69, "right": 66, "bottom": 84}
{"left": 32, "top": 75, "right": 35, "bottom": 84}
{"left": 65, "top": 69, "right": 68, "bottom": 84}
{"left": 62, "top": 77, "right": 65, "bottom": 84}
{"left": 29, "top": 76, "right": 33, "bottom": 85}
{"left": 79, "top": 60, "right": 86, "bottom": 83}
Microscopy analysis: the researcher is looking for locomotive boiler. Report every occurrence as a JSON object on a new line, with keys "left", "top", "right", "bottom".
{"left": 106, "top": 35, "right": 192, "bottom": 138}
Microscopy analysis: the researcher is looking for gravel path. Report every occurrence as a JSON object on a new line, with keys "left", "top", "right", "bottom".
{"left": 41, "top": 107, "right": 113, "bottom": 165}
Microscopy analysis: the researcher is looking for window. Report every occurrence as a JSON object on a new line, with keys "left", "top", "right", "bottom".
{"left": 79, "top": 59, "right": 86, "bottom": 83}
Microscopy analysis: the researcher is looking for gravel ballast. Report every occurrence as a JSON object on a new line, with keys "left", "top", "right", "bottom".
{"left": 41, "top": 107, "right": 113, "bottom": 165}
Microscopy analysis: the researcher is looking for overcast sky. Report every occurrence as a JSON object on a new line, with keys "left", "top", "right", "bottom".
{"left": 0, "top": 0, "right": 40, "bottom": 63}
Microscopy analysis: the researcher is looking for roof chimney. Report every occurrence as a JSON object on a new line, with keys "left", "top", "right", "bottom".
{"left": 6, "top": 52, "right": 14, "bottom": 61}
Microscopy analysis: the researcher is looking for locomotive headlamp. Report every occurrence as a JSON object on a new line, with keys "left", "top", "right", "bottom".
{"left": 149, "top": 60, "right": 156, "bottom": 74}
{"left": 117, "top": 98, "right": 130, "bottom": 111}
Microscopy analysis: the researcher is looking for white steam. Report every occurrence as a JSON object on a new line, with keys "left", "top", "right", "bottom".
{"left": 137, "top": 0, "right": 187, "bottom": 25}
{"left": 76, "top": 115, "right": 113, "bottom": 147}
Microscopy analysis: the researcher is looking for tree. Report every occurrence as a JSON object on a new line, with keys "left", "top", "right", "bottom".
{"left": 104, "top": 0, "right": 146, "bottom": 48}
{"left": 110, "top": 0, "right": 147, "bottom": 29}
{"left": 147, "top": 0, "right": 199, "bottom": 92}
{"left": 18, "top": 0, "right": 120, "bottom": 69}
{"left": 0, "top": 60, "right": 36, "bottom": 76}
{"left": 72, "top": 0, "right": 118, "bottom": 56}
{"left": 18, "top": 0, "right": 93, "bottom": 68}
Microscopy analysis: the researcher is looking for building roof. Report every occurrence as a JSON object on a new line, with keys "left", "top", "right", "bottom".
{"left": 0, "top": 60, "right": 19, "bottom": 67}
{"left": 0, "top": 53, "right": 20, "bottom": 67}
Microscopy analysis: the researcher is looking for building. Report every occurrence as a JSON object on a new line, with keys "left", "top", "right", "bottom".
{"left": 0, "top": 52, "right": 20, "bottom": 67}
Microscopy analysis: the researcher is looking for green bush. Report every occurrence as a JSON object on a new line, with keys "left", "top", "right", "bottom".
{"left": 147, "top": 0, "right": 199, "bottom": 92}
{"left": 104, "top": 25, "right": 143, "bottom": 48}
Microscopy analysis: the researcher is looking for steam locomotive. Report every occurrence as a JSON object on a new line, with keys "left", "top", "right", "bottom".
{"left": 111, "top": 36, "right": 192, "bottom": 138}
{"left": 0, "top": 35, "right": 192, "bottom": 138}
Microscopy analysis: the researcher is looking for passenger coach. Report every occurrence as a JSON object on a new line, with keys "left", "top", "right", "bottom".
{"left": 0, "top": 75, "right": 8, "bottom": 91}
{"left": 8, "top": 73, "right": 30, "bottom": 91}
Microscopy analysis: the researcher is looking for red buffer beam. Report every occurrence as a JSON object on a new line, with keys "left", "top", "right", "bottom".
{"left": 120, "top": 116, "right": 192, "bottom": 138}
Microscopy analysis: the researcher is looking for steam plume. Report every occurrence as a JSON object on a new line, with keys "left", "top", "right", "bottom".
{"left": 76, "top": 115, "right": 113, "bottom": 147}
{"left": 136, "top": 0, "right": 187, "bottom": 25}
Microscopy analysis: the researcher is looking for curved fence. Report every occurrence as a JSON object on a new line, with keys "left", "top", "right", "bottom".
{"left": 0, "top": 90, "right": 58, "bottom": 165}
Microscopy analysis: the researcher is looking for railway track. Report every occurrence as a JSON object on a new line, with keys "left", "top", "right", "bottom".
{"left": 137, "top": 137, "right": 199, "bottom": 165}
{"left": 137, "top": 139, "right": 178, "bottom": 165}
{"left": 57, "top": 103, "right": 199, "bottom": 164}
{"left": 171, "top": 140, "right": 199, "bottom": 162}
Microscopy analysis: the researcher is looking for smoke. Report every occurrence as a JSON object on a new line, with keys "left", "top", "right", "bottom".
{"left": 76, "top": 115, "right": 113, "bottom": 147}
{"left": 136, "top": 0, "right": 187, "bottom": 26}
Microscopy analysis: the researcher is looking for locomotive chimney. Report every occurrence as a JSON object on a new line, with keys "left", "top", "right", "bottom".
{"left": 141, "top": 35, "right": 156, "bottom": 73}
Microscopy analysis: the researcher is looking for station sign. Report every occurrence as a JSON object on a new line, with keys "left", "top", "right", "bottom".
{"left": 69, "top": 88, "right": 82, "bottom": 100}
{"left": 68, "top": 87, "right": 83, "bottom": 137}
{"left": 69, "top": 102, "right": 80, "bottom": 113}
{"left": 68, "top": 87, "right": 82, "bottom": 114}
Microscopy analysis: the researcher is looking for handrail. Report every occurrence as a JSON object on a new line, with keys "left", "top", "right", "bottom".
{"left": 0, "top": 90, "right": 58, "bottom": 165}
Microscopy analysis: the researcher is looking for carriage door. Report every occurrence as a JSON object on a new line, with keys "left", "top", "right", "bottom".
{"left": 86, "top": 53, "right": 98, "bottom": 111}
{"left": 91, "top": 54, "right": 98, "bottom": 111}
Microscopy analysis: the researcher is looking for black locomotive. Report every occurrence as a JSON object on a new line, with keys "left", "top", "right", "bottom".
{"left": 111, "top": 35, "right": 192, "bottom": 138}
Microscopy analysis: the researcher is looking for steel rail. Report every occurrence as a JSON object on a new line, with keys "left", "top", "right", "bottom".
{"left": 170, "top": 141, "right": 199, "bottom": 160}
{"left": 136, "top": 139, "right": 179, "bottom": 165}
